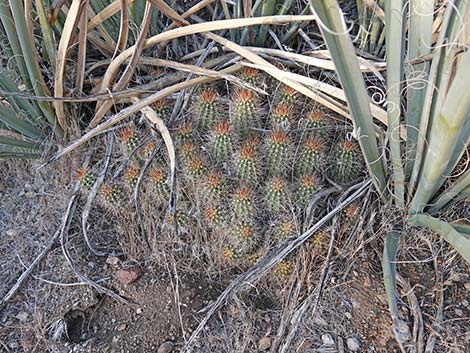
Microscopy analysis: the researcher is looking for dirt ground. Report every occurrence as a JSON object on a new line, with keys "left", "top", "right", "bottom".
{"left": 1, "top": 158, "right": 469, "bottom": 353}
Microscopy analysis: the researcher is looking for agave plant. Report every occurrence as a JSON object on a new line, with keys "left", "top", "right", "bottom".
{"left": 309, "top": 0, "right": 469, "bottom": 345}
{"left": 0, "top": 0, "right": 63, "bottom": 158}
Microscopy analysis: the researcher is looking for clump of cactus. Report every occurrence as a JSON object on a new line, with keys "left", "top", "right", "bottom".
{"left": 232, "top": 186, "right": 256, "bottom": 219}
{"left": 185, "top": 154, "right": 205, "bottom": 178}
{"left": 329, "top": 139, "right": 362, "bottom": 183}
{"left": 118, "top": 126, "right": 140, "bottom": 151}
{"left": 231, "top": 88, "right": 258, "bottom": 136}
{"left": 274, "top": 260, "right": 292, "bottom": 277}
{"left": 179, "top": 141, "right": 197, "bottom": 161}
{"left": 271, "top": 104, "right": 294, "bottom": 131}
{"left": 266, "top": 131, "right": 289, "bottom": 175}
{"left": 123, "top": 166, "right": 139, "bottom": 188}
{"left": 311, "top": 230, "right": 327, "bottom": 249}
{"left": 221, "top": 246, "right": 239, "bottom": 263}
{"left": 193, "top": 88, "right": 219, "bottom": 132}
{"left": 343, "top": 202, "right": 360, "bottom": 221}
{"left": 202, "top": 171, "right": 225, "bottom": 201}
{"left": 166, "top": 209, "right": 186, "bottom": 228}
{"left": 298, "top": 175, "right": 320, "bottom": 208}
{"left": 100, "top": 183, "right": 124, "bottom": 207}
{"left": 296, "top": 137, "right": 325, "bottom": 175}
{"left": 240, "top": 66, "right": 260, "bottom": 86}
{"left": 278, "top": 85, "right": 298, "bottom": 106}
{"left": 149, "top": 167, "right": 169, "bottom": 198}
{"left": 304, "top": 110, "right": 329, "bottom": 137}
{"left": 235, "top": 143, "right": 258, "bottom": 185}
{"left": 175, "top": 121, "right": 193, "bottom": 141}
{"left": 203, "top": 205, "right": 224, "bottom": 226}
{"left": 266, "top": 177, "right": 289, "bottom": 214}
{"left": 274, "top": 217, "right": 296, "bottom": 241}
{"left": 140, "top": 141, "right": 156, "bottom": 158}
{"left": 75, "top": 168, "right": 96, "bottom": 190}
{"left": 210, "top": 120, "right": 233, "bottom": 163}
{"left": 152, "top": 100, "right": 171, "bottom": 120}
{"left": 234, "top": 222, "right": 258, "bottom": 253}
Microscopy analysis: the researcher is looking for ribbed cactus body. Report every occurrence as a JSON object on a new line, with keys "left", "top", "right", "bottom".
{"left": 203, "top": 172, "right": 225, "bottom": 201}
{"left": 185, "top": 154, "right": 205, "bottom": 178}
{"left": 231, "top": 89, "right": 258, "bottom": 136}
{"left": 266, "top": 131, "right": 289, "bottom": 175}
{"left": 330, "top": 139, "right": 362, "bottom": 183}
{"left": 274, "top": 218, "right": 296, "bottom": 241}
{"left": 123, "top": 166, "right": 139, "bottom": 188}
{"left": 298, "top": 175, "right": 319, "bottom": 208}
{"left": 153, "top": 100, "right": 171, "bottom": 121}
{"left": 233, "top": 186, "right": 255, "bottom": 220}
{"left": 194, "top": 88, "right": 219, "bottom": 132}
{"left": 75, "top": 168, "right": 96, "bottom": 190}
{"left": 266, "top": 178, "right": 289, "bottom": 214}
{"left": 278, "top": 85, "right": 298, "bottom": 106}
{"left": 149, "top": 167, "right": 169, "bottom": 198}
{"left": 234, "top": 222, "right": 258, "bottom": 253}
{"left": 240, "top": 67, "right": 260, "bottom": 86}
{"left": 235, "top": 144, "right": 258, "bottom": 185}
{"left": 175, "top": 121, "right": 193, "bottom": 141}
{"left": 203, "top": 205, "right": 224, "bottom": 226}
{"left": 101, "top": 183, "right": 124, "bottom": 206}
{"left": 271, "top": 104, "right": 293, "bottom": 131}
{"left": 297, "top": 137, "right": 325, "bottom": 175}
{"left": 211, "top": 121, "right": 232, "bottom": 163}
{"left": 118, "top": 127, "right": 140, "bottom": 151}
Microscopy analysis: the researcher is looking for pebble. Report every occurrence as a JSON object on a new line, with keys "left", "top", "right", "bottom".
{"left": 117, "top": 324, "right": 127, "bottom": 332}
{"left": 344, "top": 312, "right": 352, "bottom": 320}
{"left": 321, "top": 333, "right": 335, "bottom": 346}
{"left": 455, "top": 308, "right": 464, "bottom": 317}
{"left": 136, "top": 308, "right": 143, "bottom": 314}
{"left": 116, "top": 267, "right": 142, "bottom": 285}
{"left": 347, "top": 337, "right": 360, "bottom": 352}
{"left": 157, "top": 341, "right": 174, "bottom": 353}
{"left": 16, "top": 312, "right": 29, "bottom": 322}
{"left": 106, "top": 256, "right": 120, "bottom": 266}
{"left": 258, "top": 336, "right": 271, "bottom": 351}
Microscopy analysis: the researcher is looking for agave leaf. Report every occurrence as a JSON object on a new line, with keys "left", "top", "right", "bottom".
{"left": 0, "top": 104, "right": 44, "bottom": 140}
{"left": 428, "top": 170, "right": 470, "bottom": 214}
{"left": 405, "top": 0, "right": 433, "bottom": 177}
{"left": 384, "top": 0, "right": 406, "bottom": 207}
{"left": 410, "top": 51, "right": 470, "bottom": 213}
{"left": 382, "top": 231, "right": 411, "bottom": 345}
{"left": 308, "top": 0, "right": 387, "bottom": 197}
{"left": 409, "top": 214, "right": 470, "bottom": 263}
{"left": 452, "top": 223, "right": 470, "bottom": 235}
{"left": 0, "top": 136, "right": 42, "bottom": 158}
{"left": 35, "top": 0, "right": 56, "bottom": 70}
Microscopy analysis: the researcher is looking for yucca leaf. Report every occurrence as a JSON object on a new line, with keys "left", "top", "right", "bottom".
{"left": 409, "top": 214, "right": 470, "bottom": 263}
{"left": 383, "top": 231, "right": 410, "bottom": 345}
{"left": 35, "top": 0, "right": 56, "bottom": 69}
{"left": 428, "top": 169, "right": 470, "bottom": 214}
{"left": 410, "top": 51, "right": 470, "bottom": 213}
{"left": 452, "top": 223, "right": 470, "bottom": 235}
{"left": 409, "top": 0, "right": 469, "bottom": 194}
{"left": 384, "top": 0, "right": 406, "bottom": 207}
{"left": 256, "top": 0, "right": 277, "bottom": 46}
{"left": 308, "top": 0, "right": 387, "bottom": 197}
{"left": 0, "top": 104, "right": 44, "bottom": 140}
{"left": 405, "top": 0, "right": 434, "bottom": 178}
{"left": 0, "top": 135, "right": 42, "bottom": 151}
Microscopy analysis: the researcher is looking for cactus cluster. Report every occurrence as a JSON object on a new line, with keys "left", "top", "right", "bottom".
{"left": 77, "top": 67, "right": 365, "bottom": 269}
{"left": 75, "top": 168, "right": 96, "bottom": 190}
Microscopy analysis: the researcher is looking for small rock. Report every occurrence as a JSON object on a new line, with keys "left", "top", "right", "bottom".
{"left": 136, "top": 308, "right": 143, "bottom": 314}
{"left": 321, "top": 333, "right": 334, "bottom": 346}
{"left": 462, "top": 300, "right": 468, "bottom": 307}
{"left": 258, "top": 336, "right": 271, "bottom": 351}
{"left": 455, "top": 308, "right": 464, "bottom": 317}
{"left": 347, "top": 337, "right": 360, "bottom": 352}
{"left": 25, "top": 191, "right": 35, "bottom": 198}
{"left": 117, "top": 324, "right": 127, "bottom": 332}
{"left": 116, "top": 267, "right": 142, "bottom": 285}
{"left": 344, "top": 312, "right": 352, "bottom": 320}
{"left": 106, "top": 256, "right": 120, "bottom": 266}
{"left": 16, "top": 312, "right": 29, "bottom": 322}
{"left": 9, "top": 341, "right": 18, "bottom": 349}
{"left": 157, "top": 341, "right": 174, "bottom": 353}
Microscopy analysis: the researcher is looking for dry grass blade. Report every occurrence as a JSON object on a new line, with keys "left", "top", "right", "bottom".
{"left": 75, "top": 2, "right": 88, "bottom": 91}
{"left": 113, "top": 0, "right": 129, "bottom": 56}
{"left": 89, "top": 14, "right": 317, "bottom": 127}
{"left": 182, "top": 180, "right": 372, "bottom": 352}
{"left": 45, "top": 64, "right": 242, "bottom": 163}
{"left": 54, "top": 0, "right": 86, "bottom": 129}
{"left": 87, "top": 0, "right": 136, "bottom": 31}
{"left": 147, "top": 0, "right": 186, "bottom": 26}
{"left": 131, "top": 97, "right": 177, "bottom": 213}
